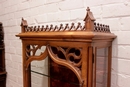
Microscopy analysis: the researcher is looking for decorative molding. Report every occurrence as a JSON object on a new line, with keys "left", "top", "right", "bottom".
{"left": 24, "top": 23, "right": 85, "bottom": 32}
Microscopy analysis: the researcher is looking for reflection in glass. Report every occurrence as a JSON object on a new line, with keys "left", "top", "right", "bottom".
{"left": 30, "top": 46, "right": 80, "bottom": 87}
{"left": 49, "top": 59, "right": 80, "bottom": 87}
{"left": 31, "top": 58, "right": 48, "bottom": 87}
{"left": 31, "top": 46, "right": 49, "bottom": 87}
{"left": 31, "top": 58, "right": 80, "bottom": 87}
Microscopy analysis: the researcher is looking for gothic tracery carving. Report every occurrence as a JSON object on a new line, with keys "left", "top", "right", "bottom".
{"left": 25, "top": 44, "right": 48, "bottom": 69}
{"left": 47, "top": 45, "right": 83, "bottom": 86}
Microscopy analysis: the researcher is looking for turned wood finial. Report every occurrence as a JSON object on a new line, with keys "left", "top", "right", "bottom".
{"left": 21, "top": 18, "right": 28, "bottom": 27}
{"left": 84, "top": 7, "right": 95, "bottom": 21}
{"left": 84, "top": 7, "right": 95, "bottom": 31}
{"left": 87, "top": 7, "right": 90, "bottom": 11}
{"left": 21, "top": 18, "right": 28, "bottom": 33}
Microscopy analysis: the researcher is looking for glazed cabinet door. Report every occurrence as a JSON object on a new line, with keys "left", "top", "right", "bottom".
{"left": 23, "top": 41, "right": 91, "bottom": 87}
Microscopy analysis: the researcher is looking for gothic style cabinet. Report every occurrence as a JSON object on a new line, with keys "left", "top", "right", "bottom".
{"left": 16, "top": 7, "right": 116, "bottom": 87}
{"left": 0, "top": 22, "right": 6, "bottom": 87}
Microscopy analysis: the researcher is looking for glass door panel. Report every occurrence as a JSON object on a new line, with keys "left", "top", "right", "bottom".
{"left": 31, "top": 57, "right": 80, "bottom": 87}
{"left": 95, "top": 48, "right": 108, "bottom": 87}
{"left": 31, "top": 57, "right": 49, "bottom": 87}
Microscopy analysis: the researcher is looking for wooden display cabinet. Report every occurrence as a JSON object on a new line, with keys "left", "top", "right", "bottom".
{"left": 0, "top": 22, "right": 6, "bottom": 87}
{"left": 16, "top": 7, "right": 116, "bottom": 87}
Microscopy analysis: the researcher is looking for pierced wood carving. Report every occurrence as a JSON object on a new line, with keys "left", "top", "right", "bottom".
{"left": 24, "top": 44, "right": 84, "bottom": 86}
{"left": 25, "top": 44, "right": 48, "bottom": 69}
{"left": 50, "top": 46, "right": 82, "bottom": 68}
{"left": 47, "top": 45, "right": 83, "bottom": 86}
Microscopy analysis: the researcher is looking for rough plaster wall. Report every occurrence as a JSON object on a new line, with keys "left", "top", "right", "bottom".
{"left": 0, "top": 0, "right": 130, "bottom": 87}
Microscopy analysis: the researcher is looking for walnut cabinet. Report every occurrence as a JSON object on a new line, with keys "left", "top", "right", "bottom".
{"left": 0, "top": 22, "right": 6, "bottom": 87}
{"left": 16, "top": 7, "right": 116, "bottom": 87}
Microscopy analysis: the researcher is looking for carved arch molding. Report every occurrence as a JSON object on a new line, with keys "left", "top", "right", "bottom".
{"left": 24, "top": 43, "right": 84, "bottom": 86}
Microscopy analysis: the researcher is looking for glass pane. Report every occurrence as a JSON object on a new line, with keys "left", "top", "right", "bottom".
{"left": 31, "top": 57, "right": 80, "bottom": 87}
{"left": 96, "top": 48, "right": 108, "bottom": 87}
{"left": 31, "top": 57, "right": 48, "bottom": 87}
